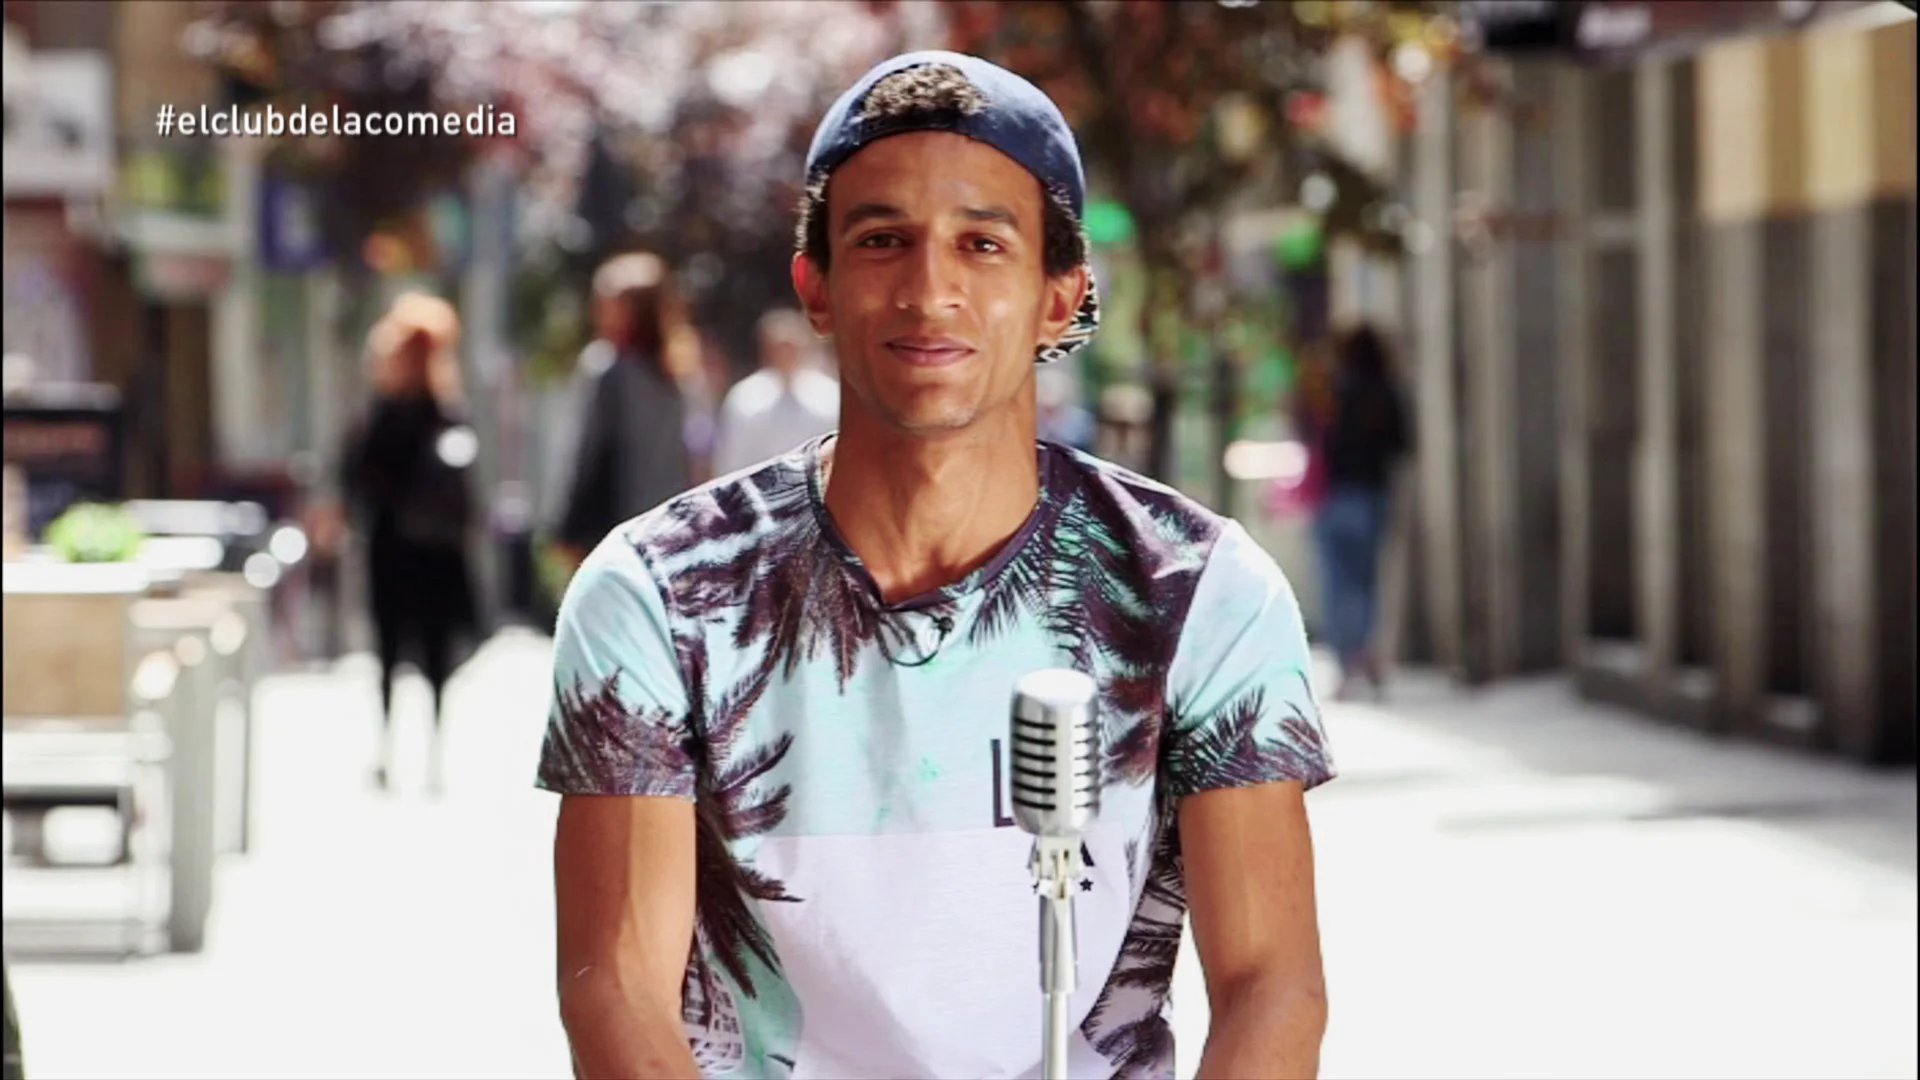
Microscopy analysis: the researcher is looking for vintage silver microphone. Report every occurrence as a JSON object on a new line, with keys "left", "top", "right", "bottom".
{"left": 1009, "top": 668, "right": 1101, "bottom": 1080}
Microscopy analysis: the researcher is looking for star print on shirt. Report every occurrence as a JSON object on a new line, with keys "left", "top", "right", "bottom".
{"left": 1079, "top": 878, "right": 1094, "bottom": 892}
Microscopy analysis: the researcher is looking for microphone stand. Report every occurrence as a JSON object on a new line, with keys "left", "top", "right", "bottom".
{"left": 1032, "top": 834, "right": 1086, "bottom": 1080}
{"left": 1011, "top": 666, "right": 1101, "bottom": 1080}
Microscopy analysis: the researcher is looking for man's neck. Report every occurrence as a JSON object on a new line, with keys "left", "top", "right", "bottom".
{"left": 823, "top": 413, "right": 1040, "bottom": 605}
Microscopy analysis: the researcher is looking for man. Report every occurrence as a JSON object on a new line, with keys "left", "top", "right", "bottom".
{"left": 552, "top": 252, "right": 695, "bottom": 570}
{"left": 541, "top": 51, "right": 1334, "bottom": 1080}
{"left": 710, "top": 309, "right": 840, "bottom": 477}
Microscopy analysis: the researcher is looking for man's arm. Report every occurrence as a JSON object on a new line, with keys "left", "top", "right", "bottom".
{"left": 1182, "top": 781, "right": 1328, "bottom": 1080}
{"left": 554, "top": 794, "right": 701, "bottom": 1079}
{"left": 539, "top": 537, "right": 704, "bottom": 1077}
{"left": 1161, "top": 520, "right": 1337, "bottom": 1079}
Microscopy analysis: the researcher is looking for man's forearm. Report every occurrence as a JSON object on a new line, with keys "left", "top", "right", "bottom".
{"left": 560, "top": 969, "right": 701, "bottom": 1080}
{"left": 1195, "top": 974, "right": 1328, "bottom": 1080}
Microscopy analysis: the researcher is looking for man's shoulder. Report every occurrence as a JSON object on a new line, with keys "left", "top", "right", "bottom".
{"left": 611, "top": 445, "right": 817, "bottom": 568}
{"left": 1049, "top": 443, "right": 1232, "bottom": 548}
{"left": 1048, "top": 446, "right": 1296, "bottom": 618}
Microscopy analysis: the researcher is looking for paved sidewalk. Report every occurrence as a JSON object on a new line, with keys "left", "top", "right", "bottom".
{"left": 8, "top": 629, "right": 570, "bottom": 1080}
{"left": 1279, "top": 669, "right": 1916, "bottom": 1080}
{"left": 7, "top": 634, "right": 1915, "bottom": 1079}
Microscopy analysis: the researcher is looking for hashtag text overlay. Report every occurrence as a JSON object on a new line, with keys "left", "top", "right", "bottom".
{"left": 156, "top": 103, "right": 517, "bottom": 139}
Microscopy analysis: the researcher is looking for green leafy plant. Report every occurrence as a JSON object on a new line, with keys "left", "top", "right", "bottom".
{"left": 45, "top": 503, "right": 147, "bottom": 564}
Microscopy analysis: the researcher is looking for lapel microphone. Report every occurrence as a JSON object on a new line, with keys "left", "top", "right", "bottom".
{"left": 886, "top": 613, "right": 955, "bottom": 668}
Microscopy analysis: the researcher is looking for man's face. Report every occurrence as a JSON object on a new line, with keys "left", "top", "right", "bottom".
{"left": 794, "top": 131, "right": 1085, "bottom": 436}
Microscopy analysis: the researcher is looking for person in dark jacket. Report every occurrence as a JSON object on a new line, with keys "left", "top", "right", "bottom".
{"left": 340, "top": 293, "right": 481, "bottom": 795}
{"left": 1300, "top": 322, "right": 1412, "bottom": 700}
{"left": 552, "top": 252, "right": 698, "bottom": 570}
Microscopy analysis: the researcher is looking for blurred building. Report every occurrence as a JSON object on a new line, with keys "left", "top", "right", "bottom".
{"left": 1336, "top": 1, "right": 1916, "bottom": 764}
{"left": 5, "top": 0, "right": 523, "bottom": 640}
{"left": 5, "top": 0, "right": 247, "bottom": 502}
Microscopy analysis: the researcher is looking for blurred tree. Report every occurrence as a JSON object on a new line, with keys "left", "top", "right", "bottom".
{"left": 179, "top": 0, "right": 1460, "bottom": 480}
{"left": 183, "top": 0, "right": 942, "bottom": 379}
{"left": 943, "top": 0, "right": 1451, "bottom": 479}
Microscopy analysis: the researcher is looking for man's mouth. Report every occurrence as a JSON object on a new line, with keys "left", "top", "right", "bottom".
{"left": 885, "top": 337, "right": 976, "bottom": 368}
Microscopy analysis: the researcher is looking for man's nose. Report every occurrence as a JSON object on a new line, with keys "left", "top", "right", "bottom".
{"left": 893, "top": 241, "right": 965, "bottom": 316}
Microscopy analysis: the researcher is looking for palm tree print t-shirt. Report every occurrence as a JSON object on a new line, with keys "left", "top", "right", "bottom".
{"left": 537, "top": 438, "right": 1335, "bottom": 1080}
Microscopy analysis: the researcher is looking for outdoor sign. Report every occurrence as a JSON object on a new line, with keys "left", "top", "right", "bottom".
{"left": 2, "top": 386, "right": 125, "bottom": 540}
{"left": 119, "top": 142, "right": 236, "bottom": 297}
{"left": 120, "top": 145, "right": 225, "bottom": 219}
{"left": 1083, "top": 200, "right": 1136, "bottom": 246}
{"left": 135, "top": 251, "right": 233, "bottom": 300}
{"left": 260, "top": 174, "right": 329, "bottom": 273}
{"left": 1, "top": 50, "right": 114, "bottom": 197}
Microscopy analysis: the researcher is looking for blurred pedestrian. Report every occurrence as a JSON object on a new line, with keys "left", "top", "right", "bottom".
{"left": 552, "top": 253, "right": 697, "bottom": 570}
{"left": 710, "top": 307, "right": 839, "bottom": 476}
{"left": 1300, "top": 322, "right": 1411, "bottom": 700}
{"left": 339, "top": 292, "right": 481, "bottom": 795}
{"left": 683, "top": 328, "right": 732, "bottom": 484}
{"left": 1035, "top": 362, "right": 1095, "bottom": 451}
{"left": 295, "top": 451, "right": 350, "bottom": 661}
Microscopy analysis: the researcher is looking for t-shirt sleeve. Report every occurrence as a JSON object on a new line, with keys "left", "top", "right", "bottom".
{"left": 1161, "top": 520, "right": 1335, "bottom": 799}
{"left": 536, "top": 531, "right": 698, "bottom": 799}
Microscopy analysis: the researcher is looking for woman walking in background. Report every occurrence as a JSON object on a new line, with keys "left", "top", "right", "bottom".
{"left": 1301, "top": 322, "right": 1412, "bottom": 700}
{"left": 340, "top": 293, "right": 481, "bottom": 795}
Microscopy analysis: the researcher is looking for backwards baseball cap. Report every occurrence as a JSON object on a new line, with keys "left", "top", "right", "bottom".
{"left": 804, "top": 50, "right": 1100, "bottom": 364}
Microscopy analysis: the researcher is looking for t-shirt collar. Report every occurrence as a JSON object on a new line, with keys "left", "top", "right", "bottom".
{"left": 803, "top": 434, "right": 1062, "bottom": 614}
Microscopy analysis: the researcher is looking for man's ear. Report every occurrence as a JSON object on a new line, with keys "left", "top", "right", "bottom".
{"left": 792, "top": 252, "right": 833, "bottom": 339}
{"left": 1039, "top": 264, "right": 1089, "bottom": 350}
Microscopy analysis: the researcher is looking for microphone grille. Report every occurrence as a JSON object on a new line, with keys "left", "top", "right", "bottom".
{"left": 1009, "top": 669, "right": 1101, "bottom": 836}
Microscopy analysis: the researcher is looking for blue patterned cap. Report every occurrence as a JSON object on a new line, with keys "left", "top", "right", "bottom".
{"left": 805, "top": 51, "right": 1100, "bottom": 364}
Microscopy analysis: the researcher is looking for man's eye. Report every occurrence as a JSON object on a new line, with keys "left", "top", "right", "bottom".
{"left": 968, "top": 237, "right": 1007, "bottom": 254}
{"left": 857, "top": 233, "right": 902, "bottom": 248}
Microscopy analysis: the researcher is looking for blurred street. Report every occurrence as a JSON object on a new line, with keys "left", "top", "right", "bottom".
{"left": 8, "top": 631, "right": 1913, "bottom": 1080}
